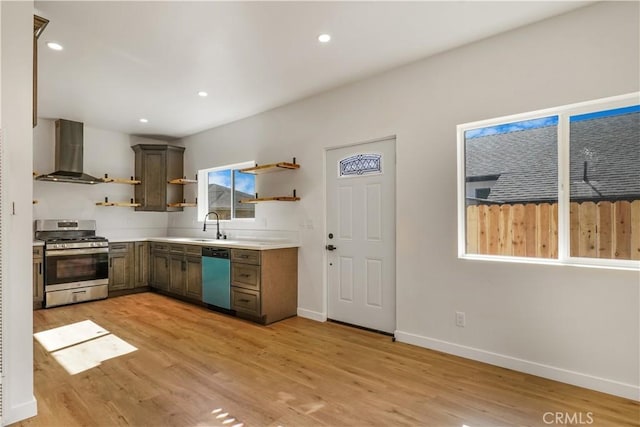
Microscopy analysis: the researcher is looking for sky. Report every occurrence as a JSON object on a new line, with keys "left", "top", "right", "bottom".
{"left": 465, "top": 104, "right": 639, "bottom": 139}
{"left": 465, "top": 116, "right": 558, "bottom": 139}
{"left": 208, "top": 169, "right": 255, "bottom": 194}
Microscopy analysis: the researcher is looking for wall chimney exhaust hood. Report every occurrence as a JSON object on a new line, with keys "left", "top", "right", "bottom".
{"left": 36, "top": 119, "right": 102, "bottom": 184}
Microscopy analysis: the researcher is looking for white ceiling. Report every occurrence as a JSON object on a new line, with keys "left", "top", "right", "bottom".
{"left": 35, "top": 1, "right": 590, "bottom": 139}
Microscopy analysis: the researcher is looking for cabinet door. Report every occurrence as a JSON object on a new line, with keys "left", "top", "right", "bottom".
{"left": 133, "top": 145, "right": 185, "bottom": 212}
{"left": 109, "top": 243, "right": 134, "bottom": 291}
{"left": 135, "top": 150, "right": 167, "bottom": 212}
{"left": 109, "top": 253, "right": 129, "bottom": 291}
{"left": 185, "top": 255, "right": 202, "bottom": 300}
{"left": 150, "top": 252, "right": 170, "bottom": 291}
{"left": 134, "top": 241, "right": 149, "bottom": 288}
{"left": 169, "top": 255, "right": 186, "bottom": 295}
{"left": 33, "top": 251, "right": 44, "bottom": 309}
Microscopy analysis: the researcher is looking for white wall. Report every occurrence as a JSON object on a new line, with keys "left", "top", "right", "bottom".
{"left": 33, "top": 119, "right": 171, "bottom": 239}
{"left": 1, "top": 1, "right": 37, "bottom": 424}
{"left": 174, "top": 2, "right": 640, "bottom": 399}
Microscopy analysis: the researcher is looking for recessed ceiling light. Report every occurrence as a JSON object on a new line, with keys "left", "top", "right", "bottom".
{"left": 139, "top": 118, "right": 148, "bottom": 123}
{"left": 318, "top": 34, "right": 331, "bottom": 43}
{"left": 198, "top": 91, "right": 208, "bottom": 97}
{"left": 47, "top": 42, "right": 63, "bottom": 51}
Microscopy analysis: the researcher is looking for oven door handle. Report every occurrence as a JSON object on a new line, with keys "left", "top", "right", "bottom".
{"left": 45, "top": 247, "right": 109, "bottom": 257}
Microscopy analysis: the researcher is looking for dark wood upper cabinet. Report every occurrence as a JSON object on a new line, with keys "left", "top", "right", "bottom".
{"left": 132, "top": 144, "right": 185, "bottom": 212}
{"left": 33, "top": 15, "right": 49, "bottom": 128}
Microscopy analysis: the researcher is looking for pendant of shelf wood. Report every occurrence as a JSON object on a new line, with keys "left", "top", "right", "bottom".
{"left": 168, "top": 178, "right": 198, "bottom": 184}
{"left": 167, "top": 202, "right": 197, "bottom": 207}
{"left": 96, "top": 201, "right": 142, "bottom": 207}
{"left": 239, "top": 161, "right": 300, "bottom": 175}
{"left": 239, "top": 196, "right": 300, "bottom": 203}
{"left": 100, "top": 176, "right": 141, "bottom": 184}
{"left": 96, "top": 197, "right": 141, "bottom": 207}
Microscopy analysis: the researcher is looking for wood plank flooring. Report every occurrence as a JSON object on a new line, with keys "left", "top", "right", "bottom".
{"left": 16, "top": 293, "right": 640, "bottom": 427}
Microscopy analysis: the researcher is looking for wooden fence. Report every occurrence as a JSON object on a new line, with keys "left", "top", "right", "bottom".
{"left": 466, "top": 200, "right": 640, "bottom": 260}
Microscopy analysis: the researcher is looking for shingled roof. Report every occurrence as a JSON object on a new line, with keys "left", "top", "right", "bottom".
{"left": 465, "top": 111, "right": 639, "bottom": 203}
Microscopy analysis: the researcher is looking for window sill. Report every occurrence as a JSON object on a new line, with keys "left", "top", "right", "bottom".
{"left": 459, "top": 254, "right": 640, "bottom": 272}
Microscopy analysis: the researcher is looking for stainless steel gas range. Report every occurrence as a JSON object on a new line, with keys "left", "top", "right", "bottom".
{"left": 35, "top": 219, "right": 109, "bottom": 308}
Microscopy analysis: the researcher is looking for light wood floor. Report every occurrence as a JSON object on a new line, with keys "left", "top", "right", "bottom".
{"left": 17, "top": 293, "right": 639, "bottom": 427}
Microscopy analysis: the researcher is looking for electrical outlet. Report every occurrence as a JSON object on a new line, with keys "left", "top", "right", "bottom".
{"left": 455, "top": 311, "right": 466, "bottom": 327}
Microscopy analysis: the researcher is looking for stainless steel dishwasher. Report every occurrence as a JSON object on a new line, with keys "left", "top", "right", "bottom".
{"left": 201, "top": 247, "right": 231, "bottom": 310}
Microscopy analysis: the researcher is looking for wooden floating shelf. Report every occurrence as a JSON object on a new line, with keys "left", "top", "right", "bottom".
{"left": 96, "top": 202, "right": 142, "bottom": 207}
{"left": 167, "top": 202, "right": 197, "bottom": 208}
{"left": 239, "top": 162, "right": 300, "bottom": 175}
{"left": 100, "top": 177, "right": 141, "bottom": 184}
{"left": 240, "top": 196, "right": 300, "bottom": 203}
{"left": 168, "top": 178, "right": 198, "bottom": 184}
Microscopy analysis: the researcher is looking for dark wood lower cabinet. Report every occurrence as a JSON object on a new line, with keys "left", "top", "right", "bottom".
{"left": 231, "top": 248, "right": 298, "bottom": 325}
{"left": 109, "top": 242, "right": 134, "bottom": 292}
{"left": 150, "top": 243, "right": 202, "bottom": 302}
{"left": 33, "top": 245, "right": 44, "bottom": 309}
{"left": 109, "top": 241, "right": 150, "bottom": 295}
{"left": 150, "top": 243, "right": 170, "bottom": 291}
{"left": 134, "top": 241, "right": 149, "bottom": 288}
{"left": 148, "top": 242, "right": 298, "bottom": 325}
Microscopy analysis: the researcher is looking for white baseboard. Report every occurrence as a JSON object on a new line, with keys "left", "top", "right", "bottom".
{"left": 2, "top": 396, "right": 37, "bottom": 426}
{"left": 297, "top": 308, "right": 327, "bottom": 322}
{"left": 394, "top": 330, "right": 639, "bottom": 402}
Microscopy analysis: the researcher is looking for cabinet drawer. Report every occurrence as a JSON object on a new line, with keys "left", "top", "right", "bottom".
{"left": 230, "top": 249, "right": 260, "bottom": 265}
{"left": 109, "top": 242, "right": 132, "bottom": 253}
{"left": 185, "top": 245, "right": 202, "bottom": 256}
{"left": 231, "top": 287, "right": 260, "bottom": 316}
{"left": 231, "top": 263, "right": 260, "bottom": 290}
{"left": 170, "top": 244, "right": 185, "bottom": 254}
{"left": 33, "top": 246, "right": 43, "bottom": 257}
{"left": 150, "top": 243, "right": 169, "bottom": 252}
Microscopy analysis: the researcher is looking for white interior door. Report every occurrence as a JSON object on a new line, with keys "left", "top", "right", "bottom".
{"left": 326, "top": 137, "right": 396, "bottom": 333}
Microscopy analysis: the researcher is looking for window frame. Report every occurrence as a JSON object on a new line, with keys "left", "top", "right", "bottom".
{"left": 197, "top": 160, "right": 256, "bottom": 222}
{"left": 457, "top": 92, "right": 640, "bottom": 270}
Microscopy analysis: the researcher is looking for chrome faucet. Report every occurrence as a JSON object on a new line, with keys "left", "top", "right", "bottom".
{"left": 203, "top": 211, "right": 222, "bottom": 239}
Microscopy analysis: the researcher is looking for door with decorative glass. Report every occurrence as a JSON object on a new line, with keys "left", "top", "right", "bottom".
{"left": 325, "top": 137, "right": 396, "bottom": 333}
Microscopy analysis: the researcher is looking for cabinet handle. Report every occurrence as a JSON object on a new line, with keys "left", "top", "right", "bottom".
{"left": 240, "top": 273, "right": 250, "bottom": 278}
{"left": 239, "top": 298, "right": 250, "bottom": 303}
{"left": 182, "top": 260, "right": 186, "bottom": 271}
{"left": 110, "top": 258, "right": 113, "bottom": 268}
{"left": 39, "top": 262, "right": 42, "bottom": 275}
{"left": 239, "top": 255, "right": 249, "bottom": 259}
{"left": 165, "top": 258, "right": 168, "bottom": 268}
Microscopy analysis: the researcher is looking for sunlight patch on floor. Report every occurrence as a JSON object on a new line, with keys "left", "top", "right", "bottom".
{"left": 195, "top": 407, "right": 243, "bottom": 427}
{"left": 34, "top": 320, "right": 137, "bottom": 375}
{"left": 33, "top": 319, "right": 109, "bottom": 351}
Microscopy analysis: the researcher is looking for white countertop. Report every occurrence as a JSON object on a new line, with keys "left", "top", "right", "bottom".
{"left": 109, "top": 237, "right": 299, "bottom": 251}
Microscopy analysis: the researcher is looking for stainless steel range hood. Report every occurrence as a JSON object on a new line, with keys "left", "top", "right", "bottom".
{"left": 36, "top": 119, "right": 102, "bottom": 184}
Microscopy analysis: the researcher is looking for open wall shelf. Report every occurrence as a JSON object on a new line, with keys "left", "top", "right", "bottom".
{"left": 239, "top": 158, "right": 299, "bottom": 175}
{"left": 168, "top": 178, "right": 198, "bottom": 184}
{"left": 239, "top": 196, "right": 300, "bottom": 204}
{"left": 101, "top": 176, "right": 140, "bottom": 184}
{"left": 238, "top": 158, "right": 301, "bottom": 203}
{"left": 96, "top": 201, "right": 142, "bottom": 207}
{"left": 167, "top": 202, "right": 197, "bottom": 208}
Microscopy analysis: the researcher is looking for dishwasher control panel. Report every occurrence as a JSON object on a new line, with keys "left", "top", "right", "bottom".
{"left": 202, "top": 247, "right": 230, "bottom": 258}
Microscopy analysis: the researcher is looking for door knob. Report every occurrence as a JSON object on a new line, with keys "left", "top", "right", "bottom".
{"left": 325, "top": 244, "right": 337, "bottom": 251}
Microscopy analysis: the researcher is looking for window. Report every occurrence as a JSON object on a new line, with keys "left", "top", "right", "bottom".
{"left": 457, "top": 92, "right": 639, "bottom": 269}
{"left": 197, "top": 161, "right": 255, "bottom": 221}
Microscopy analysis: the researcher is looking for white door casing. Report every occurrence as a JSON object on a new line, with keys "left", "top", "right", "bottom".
{"left": 326, "top": 137, "right": 396, "bottom": 333}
